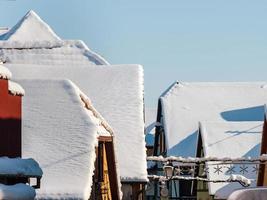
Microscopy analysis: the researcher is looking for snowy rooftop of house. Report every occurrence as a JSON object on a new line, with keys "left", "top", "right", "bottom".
{"left": 0, "top": 10, "right": 108, "bottom": 65}
{"left": 227, "top": 187, "right": 267, "bottom": 200}
{"left": 159, "top": 82, "right": 267, "bottom": 157}
{"left": 0, "top": 183, "right": 36, "bottom": 200}
{"left": 20, "top": 79, "right": 113, "bottom": 199}
{"left": 0, "top": 63, "right": 12, "bottom": 79}
{"left": 199, "top": 121, "right": 263, "bottom": 199}
{"left": 0, "top": 62, "right": 24, "bottom": 96}
{"left": 145, "top": 108, "right": 157, "bottom": 146}
{"left": 9, "top": 64, "right": 147, "bottom": 183}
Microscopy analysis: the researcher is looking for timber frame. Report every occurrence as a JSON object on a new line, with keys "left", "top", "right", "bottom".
{"left": 151, "top": 99, "right": 196, "bottom": 199}
{"left": 91, "top": 136, "right": 120, "bottom": 200}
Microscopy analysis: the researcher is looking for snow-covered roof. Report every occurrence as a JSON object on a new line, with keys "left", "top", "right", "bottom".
{"left": 8, "top": 80, "right": 25, "bottom": 96}
{"left": 0, "top": 64, "right": 12, "bottom": 79}
{"left": 0, "top": 183, "right": 36, "bottom": 200}
{"left": 0, "top": 157, "right": 42, "bottom": 177}
{"left": 20, "top": 79, "right": 113, "bottom": 199}
{"left": 199, "top": 121, "right": 263, "bottom": 199}
{"left": 0, "top": 63, "right": 24, "bottom": 96}
{"left": 227, "top": 187, "right": 267, "bottom": 200}
{"left": 9, "top": 64, "right": 147, "bottom": 183}
{"left": 145, "top": 108, "right": 157, "bottom": 146}
{"left": 0, "top": 10, "right": 61, "bottom": 43}
{"left": 159, "top": 82, "right": 267, "bottom": 157}
{"left": 0, "top": 10, "right": 108, "bottom": 65}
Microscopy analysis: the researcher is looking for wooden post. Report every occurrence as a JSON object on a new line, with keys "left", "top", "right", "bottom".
{"left": 258, "top": 107, "right": 267, "bottom": 186}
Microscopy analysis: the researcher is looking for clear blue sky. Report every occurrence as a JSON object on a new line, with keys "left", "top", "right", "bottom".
{"left": 1, "top": 1, "right": 267, "bottom": 107}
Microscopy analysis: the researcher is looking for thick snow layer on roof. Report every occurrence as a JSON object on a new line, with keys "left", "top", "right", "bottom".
{"left": 0, "top": 11, "right": 109, "bottom": 65}
{"left": 0, "top": 64, "right": 12, "bottom": 79}
{"left": 160, "top": 82, "right": 267, "bottom": 157}
{"left": 0, "top": 40, "right": 109, "bottom": 65}
{"left": 227, "top": 187, "right": 267, "bottom": 200}
{"left": 0, "top": 183, "right": 36, "bottom": 200}
{"left": 0, "top": 157, "right": 42, "bottom": 177}
{"left": 8, "top": 80, "right": 25, "bottom": 96}
{"left": 19, "top": 79, "right": 113, "bottom": 199}
{"left": 9, "top": 64, "right": 147, "bottom": 182}
{"left": 0, "top": 10, "right": 61, "bottom": 44}
{"left": 200, "top": 121, "right": 263, "bottom": 199}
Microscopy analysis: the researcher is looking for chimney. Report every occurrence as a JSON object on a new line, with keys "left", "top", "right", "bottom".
{"left": 0, "top": 61, "right": 24, "bottom": 157}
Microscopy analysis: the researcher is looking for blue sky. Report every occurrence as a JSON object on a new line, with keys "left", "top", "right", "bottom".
{"left": 1, "top": 1, "right": 267, "bottom": 107}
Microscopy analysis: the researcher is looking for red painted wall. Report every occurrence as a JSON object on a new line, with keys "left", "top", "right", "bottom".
{"left": 0, "top": 79, "right": 22, "bottom": 157}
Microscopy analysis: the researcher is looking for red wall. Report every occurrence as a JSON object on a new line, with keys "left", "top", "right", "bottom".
{"left": 0, "top": 79, "right": 22, "bottom": 157}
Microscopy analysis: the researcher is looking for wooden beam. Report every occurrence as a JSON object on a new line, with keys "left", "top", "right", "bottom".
{"left": 98, "top": 136, "right": 113, "bottom": 142}
{"left": 105, "top": 141, "right": 120, "bottom": 199}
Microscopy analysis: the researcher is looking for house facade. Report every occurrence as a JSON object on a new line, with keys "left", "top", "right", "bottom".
{"left": 152, "top": 82, "right": 267, "bottom": 199}
{"left": 196, "top": 121, "right": 263, "bottom": 200}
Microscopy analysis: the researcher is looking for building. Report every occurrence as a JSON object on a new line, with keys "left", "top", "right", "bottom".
{"left": 20, "top": 79, "right": 121, "bottom": 199}
{"left": 0, "top": 63, "right": 42, "bottom": 199}
{"left": 145, "top": 108, "right": 157, "bottom": 156}
{"left": 12, "top": 66, "right": 148, "bottom": 199}
{"left": 153, "top": 82, "right": 267, "bottom": 199}
{"left": 0, "top": 10, "right": 148, "bottom": 199}
{"left": 196, "top": 121, "right": 263, "bottom": 200}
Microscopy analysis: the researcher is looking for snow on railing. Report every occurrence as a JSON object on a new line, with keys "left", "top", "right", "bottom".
{"left": 147, "top": 154, "right": 267, "bottom": 164}
{"left": 148, "top": 174, "right": 252, "bottom": 187}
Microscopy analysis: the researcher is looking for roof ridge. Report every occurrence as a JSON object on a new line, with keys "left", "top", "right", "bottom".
{"left": 67, "top": 80, "right": 114, "bottom": 136}
{"left": 0, "top": 10, "right": 61, "bottom": 43}
{"left": 160, "top": 81, "right": 181, "bottom": 98}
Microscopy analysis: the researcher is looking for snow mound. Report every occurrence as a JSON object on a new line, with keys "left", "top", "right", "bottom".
{"left": 0, "top": 157, "right": 42, "bottom": 177}
{"left": 0, "top": 183, "right": 36, "bottom": 200}
{"left": 8, "top": 81, "right": 25, "bottom": 96}
{"left": 0, "top": 64, "right": 12, "bottom": 80}
{"left": 228, "top": 174, "right": 251, "bottom": 187}
{"left": 1, "top": 10, "right": 61, "bottom": 43}
{"left": 227, "top": 187, "right": 267, "bottom": 200}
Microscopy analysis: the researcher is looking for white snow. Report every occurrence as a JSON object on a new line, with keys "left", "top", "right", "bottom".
{"left": 0, "top": 10, "right": 61, "bottom": 44}
{"left": 9, "top": 64, "right": 147, "bottom": 183}
{"left": 228, "top": 174, "right": 251, "bottom": 187}
{"left": 0, "top": 64, "right": 12, "bottom": 80}
{"left": 0, "top": 27, "right": 8, "bottom": 35}
{"left": 227, "top": 187, "right": 267, "bottom": 200}
{"left": 0, "top": 183, "right": 36, "bottom": 200}
{"left": 0, "top": 11, "right": 109, "bottom": 65}
{"left": 200, "top": 121, "right": 263, "bottom": 199}
{"left": 145, "top": 108, "right": 157, "bottom": 146}
{"left": 160, "top": 82, "right": 267, "bottom": 157}
{"left": 18, "top": 79, "right": 114, "bottom": 199}
{"left": 8, "top": 81, "right": 25, "bottom": 96}
{"left": 0, "top": 157, "right": 42, "bottom": 177}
